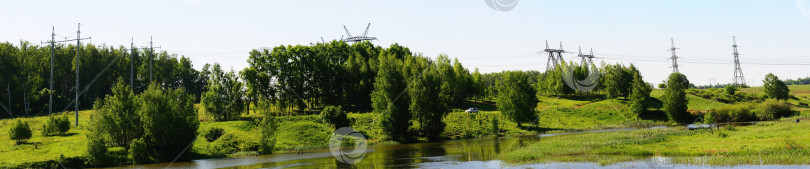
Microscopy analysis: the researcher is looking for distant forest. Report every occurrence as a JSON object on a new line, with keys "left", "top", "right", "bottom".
{"left": 785, "top": 77, "right": 810, "bottom": 85}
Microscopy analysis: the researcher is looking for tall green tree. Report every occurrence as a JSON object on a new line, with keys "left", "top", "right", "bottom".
{"left": 629, "top": 66, "right": 651, "bottom": 116}
{"left": 0, "top": 41, "right": 205, "bottom": 118}
{"left": 138, "top": 84, "right": 199, "bottom": 161}
{"left": 601, "top": 64, "right": 634, "bottom": 99}
{"left": 408, "top": 57, "right": 447, "bottom": 140}
{"left": 371, "top": 54, "right": 410, "bottom": 142}
{"left": 452, "top": 58, "right": 473, "bottom": 104}
{"left": 90, "top": 79, "right": 142, "bottom": 146}
{"left": 471, "top": 68, "right": 485, "bottom": 101}
{"left": 497, "top": 71, "right": 538, "bottom": 127}
{"left": 663, "top": 73, "right": 690, "bottom": 124}
{"left": 201, "top": 63, "right": 245, "bottom": 121}
{"left": 763, "top": 73, "right": 790, "bottom": 100}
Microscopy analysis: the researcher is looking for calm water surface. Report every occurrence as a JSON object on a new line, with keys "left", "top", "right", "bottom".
{"left": 110, "top": 126, "right": 809, "bottom": 169}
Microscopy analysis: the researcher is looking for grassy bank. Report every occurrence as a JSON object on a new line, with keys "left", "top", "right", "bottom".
{"left": 3, "top": 85, "right": 809, "bottom": 167}
{"left": 500, "top": 117, "right": 810, "bottom": 165}
{"left": 0, "top": 111, "right": 93, "bottom": 167}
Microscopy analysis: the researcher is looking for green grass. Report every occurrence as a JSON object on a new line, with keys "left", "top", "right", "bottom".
{"left": 192, "top": 120, "right": 262, "bottom": 157}
{"left": 0, "top": 110, "right": 92, "bottom": 167}
{"left": 6, "top": 86, "right": 809, "bottom": 167}
{"left": 651, "top": 89, "right": 730, "bottom": 112}
{"left": 443, "top": 111, "right": 534, "bottom": 139}
{"left": 500, "top": 118, "right": 810, "bottom": 165}
{"left": 274, "top": 121, "right": 332, "bottom": 151}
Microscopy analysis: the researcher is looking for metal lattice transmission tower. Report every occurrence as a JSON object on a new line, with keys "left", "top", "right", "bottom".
{"left": 732, "top": 36, "right": 746, "bottom": 86}
{"left": 341, "top": 23, "right": 378, "bottom": 43}
{"left": 578, "top": 47, "right": 595, "bottom": 65}
{"left": 543, "top": 41, "right": 559, "bottom": 70}
{"left": 668, "top": 38, "right": 680, "bottom": 73}
{"left": 543, "top": 41, "right": 565, "bottom": 71}
{"left": 556, "top": 42, "right": 566, "bottom": 64}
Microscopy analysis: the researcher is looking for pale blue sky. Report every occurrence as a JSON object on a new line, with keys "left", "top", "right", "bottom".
{"left": 3, "top": 0, "right": 810, "bottom": 86}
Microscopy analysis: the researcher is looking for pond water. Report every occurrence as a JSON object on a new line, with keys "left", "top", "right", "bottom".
{"left": 111, "top": 126, "right": 809, "bottom": 169}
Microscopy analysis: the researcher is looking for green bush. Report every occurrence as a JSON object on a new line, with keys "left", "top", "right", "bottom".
{"left": 90, "top": 79, "right": 143, "bottom": 147}
{"left": 204, "top": 127, "right": 225, "bottom": 142}
{"left": 42, "top": 115, "right": 71, "bottom": 136}
{"left": 9, "top": 119, "right": 32, "bottom": 144}
{"left": 757, "top": 99, "right": 793, "bottom": 120}
{"left": 129, "top": 138, "right": 156, "bottom": 164}
{"left": 725, "top": 85, "right": 737, "bottom": 95}
{"left": 85, "top": 138, "right": 108, "bottom": 167}
{"left": 710, "top": 100, "right": 793, "bottom": 122}
{"left": 490, "top": 117, "right": 500, "bottom": 135}
{"left": 205, "top": 132, "right": 261, "bottom": 156}
{"left": 138, "top": 84, "right": 200, "bottom": 161}
{"left": 443, "top": 112, "right": 505, "bottom": 139}
{"left": 258, "top": 114, "right": 277, "bottom": 154}
{"left": 320, "top": 105, "right": 348, "bottom": 129}
{"left": 712, "top": 104, "right": 756, "bottom": 122}
{"left": 107, "top": 147, "right": 129, "bottom": 166}
{"left": 686, "top": 88, "right": 764, "bottom": 104}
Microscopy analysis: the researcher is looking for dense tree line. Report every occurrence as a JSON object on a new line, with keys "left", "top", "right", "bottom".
{"left": 0, "top": 41, "right": 205, "bottom": 118}
{"left": 532, "top": 61, "right": 643, "bottom": 99}
{"left": 784, "top": 76, "right": 810, "bottom": 85}
{"left": 241, "top": 41, "right": 481, "bottom": 114}
{"left": 243, "top": 41, "right": 482, "bottom": 141}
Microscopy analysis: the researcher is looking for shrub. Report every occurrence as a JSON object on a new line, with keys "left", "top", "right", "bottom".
{"left": 722, "top": 124, "right": 737, "bottom": 131}
{"left": 90, "top": 79, "right": 142, "bottom": 147}
{"left": 320, "top": 105, "right": 348, "bottom": 129}
{"left": 42, "top": 115, "right": 71, "bottom": 136}
{"left": 138, "top": 84, "right": 200, "bottom": 161}
{"left": 9, "top": 119, "right": 32, "bottom": 144}
{"left": 712, "top": 104, "right": 756, "bottom": 122}
{"left": 107, "top": 147, "right": 129, "bottom": 166}
{"left": 129, "top": 138, "right": 156, "bottom": 164}
{"left": 724, "top": 85, "right": 737, "bottom": 95}
{"left": 86, "top": 138, "right": 108, "bottom": 167}
{"left": 757, "top": 99, "right": 793, "bottom": 120}
{"left": 702, "top": 112, "right": 716, "bottom": 125}
{"left": 258, "top": 114, "right": 277, "bottom": 154}
{"left": 204, "top": 127, "right": 226, "bottom": 142}
{"left": 490, "top": 117, "right": 500, "bottom": 135}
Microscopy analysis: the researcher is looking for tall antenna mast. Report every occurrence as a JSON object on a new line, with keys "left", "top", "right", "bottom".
{"left": 732, "top": 36, "right": 746, "bottom": 86}
{"left": 668, "top": 38, "right": 680, "bottom": 73}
